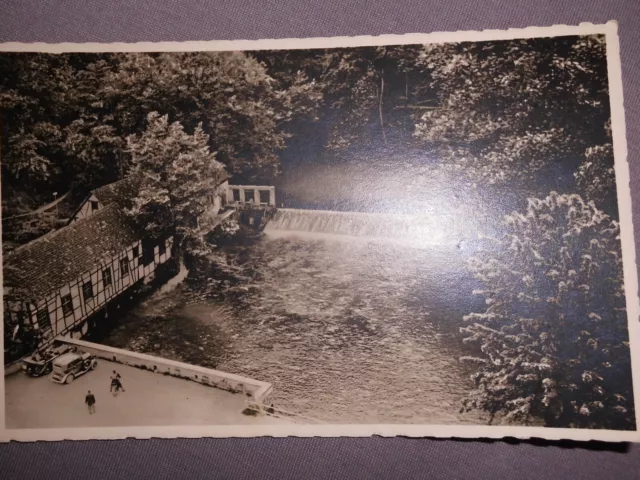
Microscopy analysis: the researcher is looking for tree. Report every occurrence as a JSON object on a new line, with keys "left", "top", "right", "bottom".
{"left": 101, "top": 51, "right": 321, "bottom": 183}
{"left": 257, "top": 45, "right": 427, "bottom": 152}
{"left": 574, "top": 143, "right": 616, "bottom": 212}
{"left": 0, "top": 53, "right": 74, "bottom": 192}
{"left": 575, "top": 120, "right": 616, "bottom": 214}
{"left": 126, "top": 112, "right": 227, "bottom": 260}
{"left": 63, "top": 116, "right": 125, "bottom": 188}
{"left": 460, "top": 192, "right": 634, "bottom": 429}
{"left": 60, "top": 56, "right": 129, "bottom": 191}
{"left": 413, "top": 36, "right": 611, "bottom": 187}
{"left": 1, "top": 50, "right": 323, "bottom": 204}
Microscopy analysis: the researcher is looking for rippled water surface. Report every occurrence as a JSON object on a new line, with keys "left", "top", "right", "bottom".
{"left": 211, "top": 231, "right": 485, "bottom": 424}
{"left": 104, "top": 227, "right": 487, "bottom": 424}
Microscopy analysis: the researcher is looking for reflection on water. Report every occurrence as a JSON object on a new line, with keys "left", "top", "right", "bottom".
{"left": 212, "top": 231, "right": 486, "bottom": 424}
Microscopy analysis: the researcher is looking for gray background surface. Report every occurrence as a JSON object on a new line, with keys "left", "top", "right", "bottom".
{"left": 1, "top": 0, "right": 640, "bottom": 478}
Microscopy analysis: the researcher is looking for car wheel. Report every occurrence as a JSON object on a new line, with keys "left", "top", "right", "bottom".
{"left": 90, "top": 360, "right": 97, "bottom": 370}
{"left": 65, "top": 374, "right": 75, "bottom": 384}
{"left": 44, "top": 364, "right": 52, "bottom": 375}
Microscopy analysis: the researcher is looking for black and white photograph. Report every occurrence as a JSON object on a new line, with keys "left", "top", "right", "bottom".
{"left": 1, "top": 22, "right": 639, "bottom": 442}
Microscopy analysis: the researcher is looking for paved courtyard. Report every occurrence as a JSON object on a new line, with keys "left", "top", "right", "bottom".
{"left": 5, "top": 360, "right": 283, "bottom": 429}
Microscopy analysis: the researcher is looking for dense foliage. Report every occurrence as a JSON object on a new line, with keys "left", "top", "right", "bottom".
{"left": 126, "top": 112, "right": 227, "bottom": 258}
{"left": 461, "top": 193, "right": 634, "bottom": 429}
{"left": 1, "top": 35, "right": 632, "bottom": 429}
{"left": 413, "top": 37, "right": 611, "bottom": 186}
{"left": 0, "top": 51, "right": 321, "bottom": 210}
{"left": 1, "top": 36, "right": 615, "bottom": 215}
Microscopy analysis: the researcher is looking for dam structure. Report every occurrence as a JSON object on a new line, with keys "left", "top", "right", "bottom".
{"left": 263, "top": 208, "right": 459, "bottom": 248}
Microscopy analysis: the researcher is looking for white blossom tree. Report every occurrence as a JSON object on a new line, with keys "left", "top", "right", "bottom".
{"left": 575, "top": 120, "right": 616, "bottom": 212}
{"left": 126, "top": 112, "right": 228, "bottom": 260}
{"left": 461, "top": 192, "right": 634, "bottom": 429}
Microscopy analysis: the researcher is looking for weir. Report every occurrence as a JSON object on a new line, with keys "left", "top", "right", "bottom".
{"left": 264, "top": 208, "right": 456, "bottom": 246}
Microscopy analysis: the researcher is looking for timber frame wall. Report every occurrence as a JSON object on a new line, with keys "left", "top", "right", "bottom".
{"left": 6, "top": 178, "right": 232, "bottom": 352}
{"left": 4, "top": 236, "right": 174, "bottom": 345}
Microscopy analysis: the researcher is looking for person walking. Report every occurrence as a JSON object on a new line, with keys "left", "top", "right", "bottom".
{"left": 111, "top": 370, "right": 125, "bottom": 396}
{"left": 110, "top": 371, "right": 118, "bottom": 394}
{"left": 85, "top": 390, "right": 96, "bottom": 414}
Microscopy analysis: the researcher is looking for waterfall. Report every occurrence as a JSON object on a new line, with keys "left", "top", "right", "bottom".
{"left": 264, "top": 208, "right": 456, "bottom": 246}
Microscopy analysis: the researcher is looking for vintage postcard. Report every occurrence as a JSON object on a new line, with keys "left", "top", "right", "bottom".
{"left": 1, "top": 21, "right": 639, "bottom": 443}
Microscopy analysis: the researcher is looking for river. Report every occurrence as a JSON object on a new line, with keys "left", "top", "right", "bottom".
{"left": 101, "top": 158, "right": 499, "bottom": 424}
{"left": 221, "top": 231, "right": 487, "bottom": 424}
{"left": 104, "top": 223, "right": 488, "bottom": 424}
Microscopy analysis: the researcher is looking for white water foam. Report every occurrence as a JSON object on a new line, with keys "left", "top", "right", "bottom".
{"left": 264, "top": 208, "right": 459, "bottom": 247}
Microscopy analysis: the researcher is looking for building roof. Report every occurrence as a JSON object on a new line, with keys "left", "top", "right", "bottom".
{"left": 4, "top": 204, "right": 140, "bottom": 302}
{"left": 92, "top": 175, "right": 142, "bottom": 209}
{"left": 5, "top": 168, "right": 230, "bottom": 303}
{"left": 90, "top": 170, "right": 228, "bottom": 209}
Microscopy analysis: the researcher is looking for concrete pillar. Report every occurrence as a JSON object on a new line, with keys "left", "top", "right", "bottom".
{"left": 269, "top": 188, "right": 276, "bottom": 206}
{"left": 240, "top": 187, "right": 246, "bottom": 204}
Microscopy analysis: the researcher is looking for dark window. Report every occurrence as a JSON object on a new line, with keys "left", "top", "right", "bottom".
{"left": 120, "top": 258, "right": 129, "bottom": 276}
{"left": 244, "top": 189, "right": 255, "bottom": 203}
{"left": 142, "top": 238, "right": 155, "bottom": 267}
{"left": 61, "top": 294, "right": 74, "bottom": 316}
{"left": 82, "top": 281, "right": 94, "bottom": 302}
{"left": 159, "top": 240, "right": 167, "bottom": 256}
{"left": 102, "top": 268, "right": 112, "bottom": 288}
{"left": 232, "top": 189, "right": 241, "bottom": 202}
{"left": 132, "top": 245, "right": 139, "bottom": 257}
{"left": 90, "top": 200, "right": 99, "bottom": 211}
{"left": 36, "top": 308, "right": 51, "bottom": 330}
{"left": 259, "top": 190, "right": 270, "bottom": 204}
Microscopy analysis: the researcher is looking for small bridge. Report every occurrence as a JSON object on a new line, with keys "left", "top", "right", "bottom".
{"left": 226, "top": 185, "right": 276, "bottom": 207}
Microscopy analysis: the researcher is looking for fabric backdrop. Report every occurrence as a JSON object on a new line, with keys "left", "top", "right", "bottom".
{"left": 1, "top": 1, "right": 640, "bottom": 478}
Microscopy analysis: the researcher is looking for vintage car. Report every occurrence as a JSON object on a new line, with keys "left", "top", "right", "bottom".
{"left": 22, "top": 344, "right": 73, "bottom": 377}
{"left": 50, "top": 351, "right": 98, "bottom": 384}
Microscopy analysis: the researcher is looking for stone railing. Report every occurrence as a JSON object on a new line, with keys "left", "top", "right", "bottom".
{"left": 54, "top": 337, "right": 273, "bottom": 406}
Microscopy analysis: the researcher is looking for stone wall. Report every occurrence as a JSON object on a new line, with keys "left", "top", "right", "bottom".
{"left": 54, "top": 336, "right": 273, "bottom": 405}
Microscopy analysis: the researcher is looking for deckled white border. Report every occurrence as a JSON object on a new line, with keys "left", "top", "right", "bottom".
{"left": 2, "top": 20, "right": 639, "bottom": 443}
{"left": 0, "top": 22, "right": 619, "bottom": 53}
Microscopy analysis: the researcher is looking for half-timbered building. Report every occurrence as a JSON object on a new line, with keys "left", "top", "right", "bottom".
{"left": 4, "top": 169, "right": 272, "bottom": 361}
{"left": 3, "top": 201, "right": 174, "bottom": 346}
